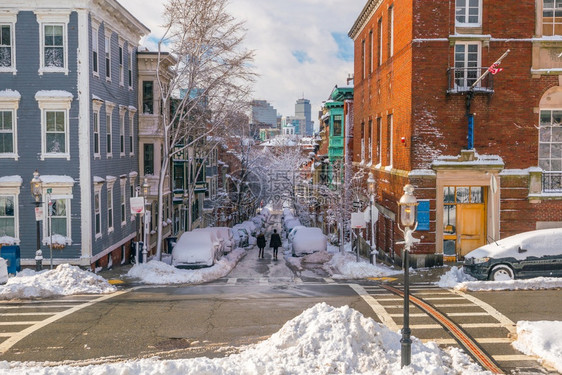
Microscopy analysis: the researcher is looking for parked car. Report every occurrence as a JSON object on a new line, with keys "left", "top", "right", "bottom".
{"left": 232, "top": 225, "right": 250, "bottom": 247}
{"left": 284, "top": 218, "right": 301, "bottom": 235}
{"left": 463, "top": 228, "right": 562, "bottom": 281}
{"left": 171, "top": 231, "right": 222, "bottom": 268}
{"left": 195, "top": 227, "right": 234, "bottom": 253}
{"left": 292, "top": 227, "right": 327, "bottom": 256}
{"left": 288, "top": 225, "right": 306, "bottom": 243}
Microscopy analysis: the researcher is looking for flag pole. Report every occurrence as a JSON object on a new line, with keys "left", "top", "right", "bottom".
{"left": 465, "top": 49, "right": 510, "bottom": 149}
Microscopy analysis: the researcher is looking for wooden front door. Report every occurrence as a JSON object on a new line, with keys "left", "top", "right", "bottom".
{"left": 457, "top": 204, "right": 486, "bottom": 257}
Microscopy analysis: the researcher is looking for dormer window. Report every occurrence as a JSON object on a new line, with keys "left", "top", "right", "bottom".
{"left": 455, "top": 0, "right": 481, "bottom": 27}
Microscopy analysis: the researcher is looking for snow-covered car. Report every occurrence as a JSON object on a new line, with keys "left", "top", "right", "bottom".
{"left": 284, "top": 218, "right": 301, "bottom": 235}
{"left": 232, "top": 225, "right": 250, "bottom": 247}
{"left": 195, "top": 227, "right": 234, "bottom": 253}
{"left": 240, "top": 221, "right": 257, "bottom": 236}
{"left": 251, "top": 215, "right": 264, "bottom": 229}
{"left": 171, "top": 231, "right": 222, "bottom": 268}
{"left": 463, "top": 228, "right": 562, "bottom": 281}
{"left": 292, "top": 227, "right": 327, "bottom": 256}
{"left": 288, "top": 225, "right": 306, "bottom": 243}
{"left": 193, "top": 228, "right": 225, "bottom": 254}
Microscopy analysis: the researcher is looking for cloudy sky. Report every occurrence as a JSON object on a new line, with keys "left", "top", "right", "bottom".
{"left": 119, "top": 0, "right": 366, "bottom": 122}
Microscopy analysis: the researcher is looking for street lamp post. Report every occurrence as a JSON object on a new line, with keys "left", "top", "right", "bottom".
{"left": 367, "top": 172, "right": 376, "bottom": 265}
{"left": 397, "top": 184, "right": 420, "bottom": 368}
{"left": 30, "top": 171, "right": 43, "bottom": 271}
{"left": 142, "top": 177, "right": 151, "bottom": 264}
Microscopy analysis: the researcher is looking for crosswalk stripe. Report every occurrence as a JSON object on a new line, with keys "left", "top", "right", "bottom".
{"left": 425, "top": 338, "right": 512, "bottom": 345}
{"left": 227, "top": 278, "right": 237, "bottom": 285}
{"left": 493, "top": 354, "right": 536, "bottom": 362}
{"left": 0, "top": 312, "right": 56, "bottom": 316}
{"left": 323, "top": 278, "right": 335, "bottom": 283}
{"left": 0, "top": 322, "right": 39, "bottom": 325}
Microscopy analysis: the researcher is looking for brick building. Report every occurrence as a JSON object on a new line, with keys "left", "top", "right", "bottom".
{"left": 349, "top": 0, "right": 562, "bottom": 267}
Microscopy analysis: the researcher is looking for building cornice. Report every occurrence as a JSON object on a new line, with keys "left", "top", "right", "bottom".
{"left": 348, "top": 0, "right": 384, "bottom": 40}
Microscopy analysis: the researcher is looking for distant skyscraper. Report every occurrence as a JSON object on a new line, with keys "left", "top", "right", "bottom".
{"left": 251, "top": 100, "right": 278, "bottom": 127}
{"left": 295, "top": 98, "right": 313, "bottom": 136}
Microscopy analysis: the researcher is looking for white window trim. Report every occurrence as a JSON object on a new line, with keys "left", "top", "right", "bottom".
{"left": 388, "top": 114, "right": 393, "bottom": 168}
{"left": 40, "top": 177, "right": 74, "bottom": 245}
{"left": 107, "top": 186, "right": 114, "bottom": 234}
{"left": 389, "top": 5, "right": 394, "bottom": 57}
{"left": 378, "top": 18, "right": 383, "bottom": 66}
{"left": 119, "top": 105, "right": 126, "bottom": 157}
{"left": 129, "top": 108, "right": 136, "bottom": 156}
{"left": 105, "top": 101, "right": 115, "bottom": 158}
{"left": 0, "top": 12, "right": 17, "bottom": 74}
{"left": 35, "top": 90, "right": 73, "bottom": 160}
{"left": 128, "top": 46, "right": 133, "bottom": 90}
{"left": 454, "top": 41, "right": 482, "bottom": 89}
{"left": 94, "top": 181, "right": 103, "bottom": 239}
{"left": 92, "top": 27, "right": 99, "bottom": 76}
{"left": 0, "top": 177, "right": 21, "bottom": 244}
{"left": 455, "top": 0, "right": 482, "bottom": 27}
{"left": 118, "top": 39, "right": 124, "bottom": 86}
{"left": 120, "top": 177, "right": 127, "bottom": 226}
{"left": 104, "top": 29, "right": 111, "bottom": 81}
{"left": 35, "top": 11, "right": 70, "bottom": 75}
{"left": 92, "top": 98, "right": 102, "bottom": 158}
{"left": 538, "top": 108, "right": 562, "bottom": 171}
{"left": 0, "top": 91, "right": 20, "bottom": 160}
{"left": 129, "top": 171, "right": 137, "bottom": 222}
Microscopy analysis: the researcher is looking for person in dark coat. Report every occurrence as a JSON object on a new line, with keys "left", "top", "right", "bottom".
{"left": 256, "top": 232, "right": 266, "bottom": 259}
{"left": 269, "top": 229, "right": 282, "bottom": 260}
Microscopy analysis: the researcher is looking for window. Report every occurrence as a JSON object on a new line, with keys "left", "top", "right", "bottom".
{"left": 92, "top": 28, "right": 99, "bottom": 75}
{"left": 45, "top": 111, "right": 66, "bottom": 154}
{"left": 0, "top": 195, "right": 15, "bottom": 238}
{"left": 388, "top": 5, "right": 394, "bottom": 57}
{"left": 120, "top": 179, "right": 126, "bottom": 226}
{"left": 44, "top": 25, "right": 64, "bottom": 68}
{"left": 129, "top": 111, "right": 135, "bottom": 156}
{"left": 107, "top": 186, "right": 114, "bottom": 233}
{"left": 119, "top": 109, "right": 125, "bottom": 156}
{"left": 128, "top": 47, "right": 133, "bottom": 88}
{"left": 539, "top": 109, "right": 562, "bottom": 171}
{"left": 386, "top": 114, "right": 393, "bottom": 166}
{"left": 362, "top": 40, "right": 366, "bottom": 79}
{"left": 94, "top": 189, "right": 101, "bottom": 237}
{"left": 142, "top": 81, "right": 154, "bottom": 114}
{"left": 360, "top": 122, "right": 365, "bottom": 161}
{"left": 119, "top": 45, "right": 124, "bottom": 85}
{"left": 376, "top": 117, "right": 382, "bottom": 164}
{"left": 454, "top": 42, "right": 480, "bottom": 88}
{"left": 36, "top": 11, "right": 69, "bottom": 74}
{"left": 0, "top": 23, "right": 14, "bottom": 70}
{"left": 543, "top": 0, "right": 562, "bottom": 36}
{"left": 36, "top": 89, "right": 73, "bottom": 160}
{"left": 0, "top": 111, "right": 14, "bottom": 155}
{"left": 106, "top": 112, "right": 112, "bottom": 157}
{"left": 50, "top": 198, "right": 69, "bottom": 237}
{"left": 332, "top": 115, "right": 342, "bottom": 137}
{"left": 378, "top": 18, "right": 383, "bottom": 66}
{"left": 455, "top": 0, "right": 481, "bottom": 26}
{"left": 105, "top": 35, "right": 111, "bottom": 80}
{"left": 369, "top": 30, "right": 374, "bottom": 73}
{"left": 368, "top": 119, "right": 373, "bottom": 161}
{"left": 93, "top": 110, "right": 100, "bottom": 157}
{"left": 144, "top": 143, "right": 154, "bottom": 175}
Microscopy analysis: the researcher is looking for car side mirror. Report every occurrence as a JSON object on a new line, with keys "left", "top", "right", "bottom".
{"left": 518, "top": 247, "right": 527, "bottom": 253}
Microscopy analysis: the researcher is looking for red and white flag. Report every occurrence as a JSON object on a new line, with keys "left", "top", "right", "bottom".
{"left": 488, "top": 63, "right": 503, "bottom": 75}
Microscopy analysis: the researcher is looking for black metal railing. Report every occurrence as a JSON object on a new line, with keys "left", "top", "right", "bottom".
{"left": 543, "top": 171, "right": 562, "bottom": 193}
{"left": 447, "top": 67, "right": 494, "bottom": 94}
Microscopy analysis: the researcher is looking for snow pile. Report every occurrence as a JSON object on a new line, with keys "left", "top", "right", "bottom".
{"left": 127, "top": 248, "right": 245, "bottom": 284}
{"left": 513, "top": 321, "right": 562, "bottom": 372}
{"left": 0, "top": 303, "right": 492, "bottom": 375}
{"left": 327, "top": 252, "right": 401, "bottom": 279}
{"left": 435, "top": 266, "right": 476, "bottom": 288}
{"left": 302, "top": 251, "right": 332, "bottom": 264}
{"left": 0, "top": 264, "right": 116, "bottom": 300}
{"left": 436, "top": 268, "right": 562, "bottom": 291}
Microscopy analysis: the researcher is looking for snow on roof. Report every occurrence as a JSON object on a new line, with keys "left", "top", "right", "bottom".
{"left": 40, "top": 175, "right": 75, "bottom": 184}
{"left": 94, "top": 176, "right": 106, "bottom": 184}
{"left": 409, "top": 169, "right": 436, "bottom": 177}
{"left": 129, "top": 171, "right": 138, "bottom": 178}
{"left": 128, "top": 105, "right": 137, "bottom": 112}
{"left": 35, "top": 90, "right": 74, "bottom": 100}
{"left": 0, "top": 89, "right": 21, "bottom": 99}
{"left": 432, "top": 153, "right": 504, "bottom": 167}
{"left": 92, "top": 94, "right": 103, "bottom": 101}
{"left": 0, "top": 175, "right": 22, "bottom": 184}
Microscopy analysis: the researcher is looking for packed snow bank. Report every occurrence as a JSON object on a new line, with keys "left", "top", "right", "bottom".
{"left": 126, "top": 248, "right": 245, "bottom": 284}
{"left": 436, "top": 267, "right": 562, "bottom": 291}
{"left": 513, "top": 321, "right": 562, "bottom": 372}
{"left": 0, "top": 264, "right": 116, "bottom": 300}
{"left": 0, "top": 303, "right": 492, "bottom": 375}
{"left": 327, "top": 252, "right": 401, "bottom": 279}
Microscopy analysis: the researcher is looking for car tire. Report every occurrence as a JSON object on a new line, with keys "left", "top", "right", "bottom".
{"left": 489, "top": 265, "right": 515, "bottom": 281}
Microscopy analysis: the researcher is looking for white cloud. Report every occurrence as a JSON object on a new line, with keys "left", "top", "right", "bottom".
{"left": 118, "top": 0, "right": 365, "bottom": 118}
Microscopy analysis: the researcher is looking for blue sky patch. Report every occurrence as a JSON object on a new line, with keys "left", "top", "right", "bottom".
{"left": 292, "top": 50, "right": 314, "bottom": 64}
{"left": 331, "top": 32, "right": 353, "bottom": 62}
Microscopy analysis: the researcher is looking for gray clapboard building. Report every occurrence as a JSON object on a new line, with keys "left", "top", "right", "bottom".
{"left": 0, "top": 0, "right": 149, "bottom": 267}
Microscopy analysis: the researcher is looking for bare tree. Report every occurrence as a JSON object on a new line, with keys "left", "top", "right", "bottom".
{"left": 153, "top": 0, "right": 255, "bottom": 259}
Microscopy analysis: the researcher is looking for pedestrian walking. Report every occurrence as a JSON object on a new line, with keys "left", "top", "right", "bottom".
{"left": 269, "top": 229, "right": 282, "bottom": 260}
{"left": 256, "top": 232, "right": 266, "bottom": 259}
